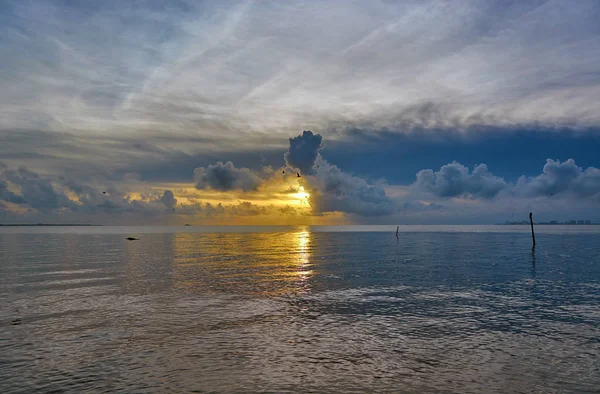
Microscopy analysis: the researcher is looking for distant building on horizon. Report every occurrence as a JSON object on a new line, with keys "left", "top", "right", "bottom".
{"left": 502, "top": 219, "right": 596, "bottom": 225}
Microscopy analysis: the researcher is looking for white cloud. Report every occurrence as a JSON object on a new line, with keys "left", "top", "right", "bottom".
{"left": 416, "top": 162, "right": 508, "bottom": 199}
{"left": 413, "top": 158, "right": 600, "bottom": 202}
{"left": 517, "top": 159, "right": 600, "bottom": 200}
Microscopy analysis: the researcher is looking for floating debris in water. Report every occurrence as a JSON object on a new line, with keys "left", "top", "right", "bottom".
{"left": 126, "top": 237, "right": 139, "bottom": 241}
{"left": 11, "top": 318, "right": 22, "bottom": 325}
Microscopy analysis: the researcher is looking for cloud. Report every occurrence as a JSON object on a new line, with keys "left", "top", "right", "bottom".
{"left": 414, "top": 158, "right": 600, "bottom": 203}
{"left": 63, "top": 180, "right": 153, "bottom": 214}
{"left": 194, "top": 161, "right": 263, "bottom": 192}
{"left": 193, "top": 201, "right": 268, "bottom": 218}
{"left": 3, "top": 0, "right": 600, "bottom": 213}
{"left": 278, "top": 205, "right": 299, "bottom": 215}
{"left": 186, "top": 127, "right": 396, "bottom": 217}
{"left": 160, "top": 190, "right": 177, "bottom": 209}
{"left": 400, "top": 201, "right": 444, "bottom": 212}
{"left": 284, "top": 130, "right": 323, "bottom": 175}
{"left": 517, "top": 159, "right": 600, "bottom": 199}
{"left": 283, "top": 130, "right": 396, "bottom": 216}
{"left": 228, "top": 201, "right": 268, "bottom": 216}
{"left": 3, "top": 0, "right": 600, "bottom": 146}
{"left": 0, "top": 179, "right": 25, "bottom": 204}
{"left": 1, "top": 160, "right": 298, "bottom": 222}
{"left": 0, "top": 162, "right": 180, "bottom": 217}
{"left": 307, "top": 159, "right": 396, "bottom": 216}
{"left": 1, "top": 164, "right": 75, "bottom": 212}
{"left": 415, "top": 162, "right": 508, "bottom": 199}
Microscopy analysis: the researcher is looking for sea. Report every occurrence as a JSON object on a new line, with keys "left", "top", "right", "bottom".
{"left": 1, "top": 225, "right": 599, "bottom": 393}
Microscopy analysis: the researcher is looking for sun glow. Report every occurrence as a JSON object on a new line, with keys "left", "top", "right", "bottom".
{"left": 293, "top": 185, "right": 310, "bottom": 204}
{"left": 142, "top": 177, "right": 334, "bottom": 224}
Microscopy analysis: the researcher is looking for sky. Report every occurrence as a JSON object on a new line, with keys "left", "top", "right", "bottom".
{"left": 1, "top": 0, "right": 600, "bottom": 225}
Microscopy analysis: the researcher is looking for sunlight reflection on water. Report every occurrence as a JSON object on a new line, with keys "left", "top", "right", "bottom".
{"left": 1, "top": 227, "right": 599, "bottom": 393}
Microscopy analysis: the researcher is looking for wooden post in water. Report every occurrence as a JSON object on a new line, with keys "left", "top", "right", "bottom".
{"left": 396, "top": 226, "right": 399, "bottom": 239}
{"left": 529, "top": 212, "right": 536, "bottom": 247}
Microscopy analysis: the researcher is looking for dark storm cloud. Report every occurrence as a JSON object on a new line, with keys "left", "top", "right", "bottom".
{"left": 415, "top": 162, "right": 508, "bottom": 199}
{"left": 194, "top": 161, "right": 263, "bottom": 192}
{"left": 160, "top": 190, "right": 177, "bottom": 209}
{"left": 284, "top": 130, "right": 323, "bottom": 175}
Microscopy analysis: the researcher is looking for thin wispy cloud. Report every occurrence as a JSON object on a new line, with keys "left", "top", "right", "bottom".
{"left": 2, "top": 0, "right": 600, "bottom": 139}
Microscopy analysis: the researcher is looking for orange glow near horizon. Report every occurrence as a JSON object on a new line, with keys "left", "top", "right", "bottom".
{"left": 138, "top": 177, "right": 344, "bottom": 225}
{"left": 150, "top": 177, "right": 312, "bottom": 209}
{"left": 0, "top": 175, "right": 347, "bottom": 225}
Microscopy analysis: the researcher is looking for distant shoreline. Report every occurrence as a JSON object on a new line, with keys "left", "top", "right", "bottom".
{"left": 498, "top": 223, "right": 599, "bottom": 225}
{"left": 0, "top": 224, "right": 102, "bottom": 227}
{"left": 1, "top": 223, "right": 598, "bottom": 227}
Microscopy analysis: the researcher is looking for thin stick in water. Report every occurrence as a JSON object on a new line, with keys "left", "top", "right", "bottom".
{"left": 396, "top": 226, "right": 399, "bottom": 238}
{"left": 529, "top": 212, "right": 536, "bottom": 247}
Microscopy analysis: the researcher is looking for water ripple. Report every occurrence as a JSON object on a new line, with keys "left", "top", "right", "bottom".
{"left": 1, "top": 229, "right": 599, "bottom": 393}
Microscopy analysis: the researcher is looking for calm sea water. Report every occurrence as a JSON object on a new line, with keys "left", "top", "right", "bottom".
{"left": 1, "top": 226, "right": 599, "bottom": 393}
